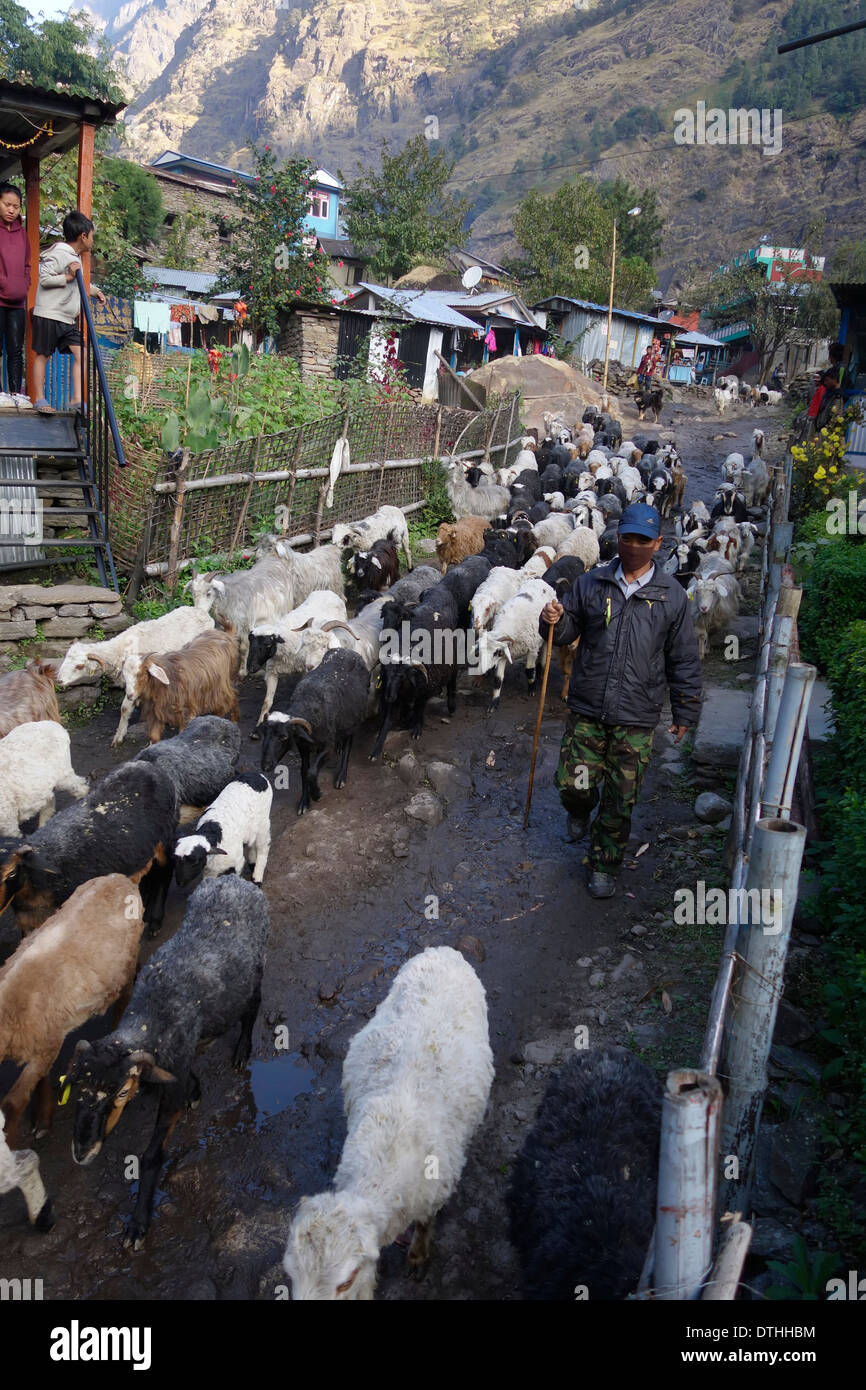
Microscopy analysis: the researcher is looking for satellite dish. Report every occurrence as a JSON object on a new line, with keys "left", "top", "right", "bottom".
{"left": 462, "top": 265, "right": 482, "bottom": 292}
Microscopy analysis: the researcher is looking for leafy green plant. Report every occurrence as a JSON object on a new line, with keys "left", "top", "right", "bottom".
{"left": 765, "top": 1236, "right": 840, "bottom": 1300}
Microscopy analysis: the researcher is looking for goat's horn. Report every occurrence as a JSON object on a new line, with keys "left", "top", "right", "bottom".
{"left": 410, "top": 661, "right": 429, "bottom": 679}
{"left": 320, "top": 620, "right": 356, "bottom": 635}
{"left": 288, "top": 618, "right": 313, "bottom": 632}
{"left": 285, "top": 717, "right": 314, "bottom": 736}
{"left": 86, "top": 653, "right": 107, "bottom": 670}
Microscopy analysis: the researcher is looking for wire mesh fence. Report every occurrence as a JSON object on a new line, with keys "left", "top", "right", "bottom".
{"left": 115, "top": 389, "right": 522, "bottom": 583}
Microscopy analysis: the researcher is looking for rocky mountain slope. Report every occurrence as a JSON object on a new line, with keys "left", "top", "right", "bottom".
{"left": 95, "top": 0, "right": 866, "bottom": 279}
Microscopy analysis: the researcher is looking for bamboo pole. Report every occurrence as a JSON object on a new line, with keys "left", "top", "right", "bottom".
{"left": 701, "top": 1219, "right": 753, "bottom": 1301}
{"left": 434, "top": 350, "right": 485, "bottom": 411}
{"left": 166, "top": 447, "right": 190, "bottom": 589}
{"left": 522, "top": 623, "right": 556, "bottom": 829}
{"left": 432, "top": 404, "right": 442, "bottom": 461}
{"left": 228, "top": 435, "right": 260, "bottom": 554}
{"left": 602, "top": 219, "right": 616, "bottom": 394}
{"left": 718, "top": 818, "right": 808, "bottom": 1218}
{"left": 653, "top": 1069, "right": 723, "bottom": 1300}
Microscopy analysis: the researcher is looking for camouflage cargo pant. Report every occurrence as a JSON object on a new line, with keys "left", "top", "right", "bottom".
{"left": 555, "top": 714, "right": 655, "bottom": 871}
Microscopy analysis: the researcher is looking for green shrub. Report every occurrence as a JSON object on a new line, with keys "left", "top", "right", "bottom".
{"left": 798, "top": 541, "right": 866, "bottom": 671}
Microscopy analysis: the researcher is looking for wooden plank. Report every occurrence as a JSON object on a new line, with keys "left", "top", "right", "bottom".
{"left": 22, "top": 155, "right": 39, "bottom": 399}
{"left": 433, "top": 351, "right": 485, "bottom": 411}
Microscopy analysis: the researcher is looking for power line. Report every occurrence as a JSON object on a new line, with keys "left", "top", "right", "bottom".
{"left": 778, "top": 17, "right": 866, "bottom": 54}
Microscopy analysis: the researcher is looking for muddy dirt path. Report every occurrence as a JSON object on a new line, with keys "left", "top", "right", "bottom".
{"left": 0, "top": 401, "right": 780, "bottom": 1301}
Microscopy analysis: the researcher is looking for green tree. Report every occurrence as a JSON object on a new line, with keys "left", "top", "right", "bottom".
{"left": 341, "top": 135, "right": 472, "bottom": 284}
{"left": 830, "top": 238, "right": 866, "bottom": 283}
{"left": 598, "top": 176, "right": 663, "bottom": 265}
{"left": 507, "top": 177, "right": 656, "bottom": 310}
{"left": 686, "top": 257, "right": 839, "bottom": 383}
{"left": 215, "top": 144, "right": 333, "bottom": 335}
{"left": 0, "top": 0, "right": 127, "bottom": 102}
{"left": 102, "top": 157, "right": 163, "bottom": 248}
{"left": 160, "top": 197, "right": 209, "bottom": 270}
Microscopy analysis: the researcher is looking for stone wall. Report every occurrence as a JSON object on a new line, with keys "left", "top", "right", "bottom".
{"left": 276, "top": 308, "right": 341, "bottom": 381}
{"left": 150, "top": 173, "right": 246, "bottom": 274}
{"left": 0, "top": 583, "right": 133, "bottom": 708}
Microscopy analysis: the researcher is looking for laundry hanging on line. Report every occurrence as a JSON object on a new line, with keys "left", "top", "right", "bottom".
{"left": 133, "top": 300, "right": 171, "bottom": 335}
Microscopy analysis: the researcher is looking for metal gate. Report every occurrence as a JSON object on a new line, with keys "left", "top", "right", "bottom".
{"left": 396, "top": 322, "right": 430, "bottom": 390}
{"left": 335, "top": 312, "right": 373, "bottom": 380}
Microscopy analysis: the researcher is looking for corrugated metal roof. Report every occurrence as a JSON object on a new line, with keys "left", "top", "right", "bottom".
{"left": 674, "top": 330, "right": 725, "bottom": 347}
{"left": 354, "top": 283, "right": 479, "bottom": 330}
{"left": 143, "top": 266, "right": 219, "bottom": 294}
{"left": 531, "top": 294, "right": 665, "bottom": 327}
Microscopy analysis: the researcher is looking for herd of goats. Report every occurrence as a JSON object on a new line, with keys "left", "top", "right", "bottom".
{"left": 0, "top": 393, "right": 772, "bottom": 1298}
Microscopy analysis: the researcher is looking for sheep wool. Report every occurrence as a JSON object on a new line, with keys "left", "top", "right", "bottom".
{"left": 283, "top": 946, "right": 493, "bottom": 1299}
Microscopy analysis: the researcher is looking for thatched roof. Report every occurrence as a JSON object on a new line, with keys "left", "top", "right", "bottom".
{"left": 393, "top": 265, "right": 465, "bottom": 292}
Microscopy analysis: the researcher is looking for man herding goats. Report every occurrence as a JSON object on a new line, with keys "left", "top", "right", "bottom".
{"left": 540, "top": 503, "right": 702, "bottom": 900}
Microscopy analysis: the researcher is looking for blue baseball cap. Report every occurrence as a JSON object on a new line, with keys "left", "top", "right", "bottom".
{"left": 618, "top": 503, "right": 661, "bottom": 540}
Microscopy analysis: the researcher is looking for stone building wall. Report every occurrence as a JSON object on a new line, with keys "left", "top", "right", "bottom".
{"left": 150, "top": 173, "right": 245, "bottom": 273}
{"left": 277, "top": 308, "right": 341, "bottom": 381}
{"left": 0, "top": 583, "right": 133, "bottom": 708}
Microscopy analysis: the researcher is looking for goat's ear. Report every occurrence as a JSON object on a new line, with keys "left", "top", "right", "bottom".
{"left": 275, "top": 634, "right": 285, "bottom": 646}
{"left": 212, "top": 578, "right": 226, "bottom": 594}
{"left": 208, "top": 847, "right": 228, "bottom": 856}
{"left": 275, "top": 541, "right": 287, "bottom": 558}
{"left": 148, "top": 663, "right": 170, "bottom": 686}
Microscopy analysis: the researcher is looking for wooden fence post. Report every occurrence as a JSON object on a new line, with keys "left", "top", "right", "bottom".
{"left": 483, "top": 397, "right": 503, "bottom": 464}
{"left": 229, "top": 436, "right": 260, "bottom": 555}
{"left": 283, "top": 425, "right": 306, "bottom": 534}
{"left": 166, "top": 448, "right": 190, "bottom": 589}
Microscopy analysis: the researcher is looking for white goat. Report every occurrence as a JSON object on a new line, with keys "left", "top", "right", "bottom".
{"left": 615, "top": 462, "right": 645, "bottom": 502}
{"left": 55, "top": 606, "right": 216, "bottom": 748}
{"left": 298, "top": 599, "right": 387, "bottom": 673}
{"left": 1, "top": 1110, "right": 53, "bottom": 1231}
{"left": 478, "top": 577, "right": 556, "bottom": 711}
{"left": 0, "top": 721, "right": 88, "bottom": 835}
{"left": 283, "top": 946, "right": 493, "bottom": 1299}
{"left": 740, "top": 455, "right": 770, "bottom": 507}
{"left": 687, "top": 572, "right": 741, "bottom": 659}
{"left": 174, "top": 774, "right": 273, "bottom": 886}
{"left": 752, "top": 428, "right": 765, "bottom": 456}
{"left": 330, "top": 505, "right": 412, "bottom": 571}
{"left": 520, "top": 547, "right": 555, "bottom": 578}
{"left": 444, "top": 461, "right": 511, "bottom": 521}
{"left": 722, "top": 452, "right": 745, "bottom": 483}
{"left": 497, "top": 447, "right": 538, "bottom": 488}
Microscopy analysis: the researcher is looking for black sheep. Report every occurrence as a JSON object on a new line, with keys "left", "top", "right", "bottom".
{"left": 507, "top": 1048, "right": 662, "bottom": 1300}
{"left": 370, "top": 595, "right": 460, "bottom": 759}
{"left": 539, "top": 463, "right": 563, "bottom": 493}
{"left": 528, "top": 500, "right": 550, "bottom": 523}
{"left": 68, "top": 875, "right": 269, "bottom": 1249}
{"left": 599, "top": 522, "right": 620, "bottom": 562}
{"left": 135, "top": 715, "right": 240, "bottom": 809}
{"left": 260, "top": 647, "right": 370, "bottom": 814}
{"left": 438, "top": 554, "right": 492, "bottom": 628}
{"left": 542, "top": 555, "right": 585, "bottom": 596}
{"left": 349, "top": 537, "right": 400, "bottom": 593}
{"left": 480, "top": 532, "right": 521, "bottom": 569}
{"left": 509, "top": 469, "right": 542, "bottom": 504}
{"left": 0, "top": 762, "right": 178, "bottom": 936}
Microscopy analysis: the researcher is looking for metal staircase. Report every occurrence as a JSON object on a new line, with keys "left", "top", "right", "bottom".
{"left": 0, "top": 272, "right": 127, "bottom": 592}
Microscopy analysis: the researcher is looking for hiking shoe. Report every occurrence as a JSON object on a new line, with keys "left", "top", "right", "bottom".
{"left": 587, "top": 868, "right": 617, "bottom": 899}
{"left": 567, "top": 814, "right": 588, "bottom": 842}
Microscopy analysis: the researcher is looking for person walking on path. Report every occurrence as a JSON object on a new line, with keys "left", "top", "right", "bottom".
{"left": 0, "top": 182, "right": 31, "bottom": 409}
{"left": 539, "top": 502, "right": 703, "bottom": 899}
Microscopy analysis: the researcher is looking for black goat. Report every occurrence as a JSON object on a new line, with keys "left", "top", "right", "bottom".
{"left": 507, "top": 1048, "right": 662, "bottom": 1300}
{"left": 261, "top": 647, "right": 370, "bottom": 814}
{"left": 349, "top": 537, "right": 400, "bottom": 593}
{"left": 68, "top": 875, "right": 269, "bottom": 1249}
{"left": 711, "top": 486, "right": 748, "bottom": 523}
{"left": 0, "top": 762, "right": 178, "bottom": 937}
{"left": 542, "top": 555, "right": 586, "bottom": 597}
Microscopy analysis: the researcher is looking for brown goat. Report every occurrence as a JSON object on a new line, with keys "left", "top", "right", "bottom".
{"left": 133, "top": 627, "right": 240, "bottom": 743}
{"left": 436, "top": 517, "right": 490, "bottom": 574}
{"left": 0, "top": 660, "right": 61, "bottom": 739}
{"left": 671, "top": 461, "right": 687, "bottom": 511}
{"left": 0, "top": 875, "right": 145, "bottom": 1145}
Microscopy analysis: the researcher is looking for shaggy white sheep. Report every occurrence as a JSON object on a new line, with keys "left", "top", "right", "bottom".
{"left": 469, "top": 565, "right": 525, "bottom": 635}
{"left": 283, "top": 946, "right": 493, "bottom": 1299}
{"left": 477, "top": 577, "right": 556, "bottom": 711}
{"left": 330, "top": 505, "right": 413, "bottom": 571}
{"left": 532, "top": 513, "right": 575, "bottom": 551}
{"left": 555, "top": 526, "right": 601, "bottom": 569}
{"left": 0, "top": 721, "right": 88, "bottom": 835}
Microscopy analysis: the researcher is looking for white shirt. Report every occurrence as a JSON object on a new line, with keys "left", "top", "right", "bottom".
{"left": 614, "top": 561, "right": 655, "bottom": 600}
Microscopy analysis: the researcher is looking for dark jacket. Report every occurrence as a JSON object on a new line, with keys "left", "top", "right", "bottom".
{"left": 0, "top": 215, "right": 31, "bottom": 307}
{"left": 539, "top": 559, "right": 702, "bottom": 728}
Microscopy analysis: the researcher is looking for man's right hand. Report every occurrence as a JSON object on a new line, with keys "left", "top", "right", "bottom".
{"left": 542, "top": 600, "right": 564, "bottom": 626}
{"left": 66, "top": 262, "right": 81, "bottom": 281}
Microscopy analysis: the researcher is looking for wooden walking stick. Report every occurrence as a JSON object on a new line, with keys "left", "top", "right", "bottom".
{"left": 523, "top": 621, "right": 556, "bottom": 829}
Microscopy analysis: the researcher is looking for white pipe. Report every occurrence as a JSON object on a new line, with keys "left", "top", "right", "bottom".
{"left": 719, "top": 818, "right": 807, "bottom": 1217}
{"left": 654, "top": 1070, "right": 724, "bottom": 1300}
{"left": 762, "top": 663, "right": 817, "bottom": 820}
{"left": 764, "top": 614, "right": 795, "bottom": 744}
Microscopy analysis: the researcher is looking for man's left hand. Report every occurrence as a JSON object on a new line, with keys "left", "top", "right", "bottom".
{"left": 93, "top": 289, "right": 106, "bottom": 306}
{"left": 669, "top": 724, "right": 689, "bottom": 744}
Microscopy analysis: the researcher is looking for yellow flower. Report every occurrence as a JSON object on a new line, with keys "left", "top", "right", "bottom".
{"left": 813, "top": 466, "right": 827, "bottom": 480}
